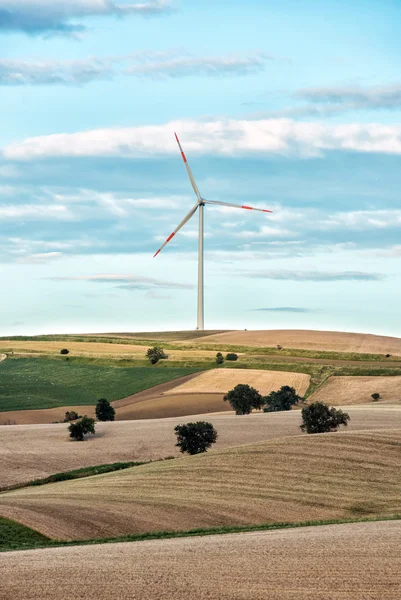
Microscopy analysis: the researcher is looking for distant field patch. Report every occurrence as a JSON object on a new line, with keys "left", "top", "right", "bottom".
{"left": 310, "top": 375, "right": 401, "bottom": 405}
{"left": 0, "top": 358, "right": 201, "bottom": 412}
{"left": 166, "top": 368, "right": 310, "bottom": 396}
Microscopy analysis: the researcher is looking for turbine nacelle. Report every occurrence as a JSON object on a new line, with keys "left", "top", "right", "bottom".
{"left": 153, "top": 133, "right": 273, "bottom": 329}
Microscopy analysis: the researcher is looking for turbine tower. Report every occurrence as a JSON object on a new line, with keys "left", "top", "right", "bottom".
{"left": 153, "top": 133, "right": 273, "bottom": 331}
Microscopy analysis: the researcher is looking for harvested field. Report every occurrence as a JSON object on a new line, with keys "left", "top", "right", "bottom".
{"left": 166, "top": 368, "right": 310, "bottom": 395}
{"left": 193, "top": 329, "right": 401, "bottom": 355}
{"left": 115, "top": 393, "right": 228, "bottom": 420}
{"left": 2, "top": 521, "right": 400, "bottom": 600}
{"left": 2, "top": 406, "right": 401, "bottom": 489}
{"left": 1, "top": 428, "right": 400, "bottom": 540}
{"left": 0, "top": 339, "right": 216, "bottom": 361}
{"left": 310, "top": 375, "right": 401, "bottom": 405}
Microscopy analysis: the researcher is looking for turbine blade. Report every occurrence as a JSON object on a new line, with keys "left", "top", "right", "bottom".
{"left": 174, "top": 132, "right": 201, "bottom": 200}
{"left": 203, "top": 199, "right": 273, "bottom": 214}
{"left": 153, "top": 202, "right": 199, "bottom": 257}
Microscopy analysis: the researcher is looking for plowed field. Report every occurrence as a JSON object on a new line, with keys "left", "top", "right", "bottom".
{"left": 310, "top": 375, "right": 401, "bottom": 405}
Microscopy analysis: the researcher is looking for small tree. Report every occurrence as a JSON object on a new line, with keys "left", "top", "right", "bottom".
{"left": 146, "top": 347, "right": 167, "bottom": 364}
{"left": 95, "top": 398, "right": 115, "bottom": 421}
{"left": 60, "top": 348, "right": 69, "bottom": 355}
{"left": 226, "top": 353, "right": 238, "bottom": 361}
{"left": 224, "top": 384, "right": 264, "bottom": 415}
{"left": 68, "top": 415, "right": 96, "bottom": 441}
{"left": 216, "top": 352, "right": 224, "bottom": 365}
{"left": 174, "top": 421, "right": 218, "bottom": 455}
{"left": 301, "top": 402, "right": 350, "bottom": 434}
{"left": 64, "top": 410, "right": 80, "bottom": 422}
{"left": 371, "top": 393, "right": 381, "bottom": 401}
{"left": 264, "top": 386, "right": 304, "bottom": 412}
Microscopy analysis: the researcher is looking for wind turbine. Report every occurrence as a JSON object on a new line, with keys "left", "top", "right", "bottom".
{"left": 153, "top": 133, "right": 273, "bottom": 331}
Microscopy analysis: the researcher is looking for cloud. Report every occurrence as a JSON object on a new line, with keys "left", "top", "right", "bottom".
{"left": 17, "top": 251, "right": 62, "bottom": 263}
{"left": 0, "top": 1, "right": 171, "bottom": 36}
{"left": 0, "top": 204, "right": 72, "bottom": 219}
{"left": 7, "top": 117, "right": 401, "bottom": 160}
{"left": 0, "top": 52, "right": 270, "bottom": 86}
{"left": 251, "top": 307, "right": 316, "bottom": 313}
{"left": 50, "top": 273, "right": 194, "bottom": 290}
{"left": 244, "top": 270, "right": 384, "bottom": 282}
{"left": 323, "top": 209, "right": 401, "bottom": 230}
{"left": 126, "top": 54, "right": 271, "bottom": 78}
{"left": 298, "top": 84, "right": 401, "bottom": 110}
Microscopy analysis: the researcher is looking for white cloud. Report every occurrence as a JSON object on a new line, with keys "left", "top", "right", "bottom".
{"left": 50, "top": 273, "right": 194, "bottom": 290}
{"left": 323, "top": 209, "right": 401, "bottom": 230}
{"left": 17, "top": 251, "right": 62, "bottom": 263}
{"left": 7, "top": 117, "right": 401, "bottom": 161}
{"left": 0, "top": 204, "right": 72, "bottom": 219}
{"left": 236, "top": 225, "right": 293, "bottom": 238}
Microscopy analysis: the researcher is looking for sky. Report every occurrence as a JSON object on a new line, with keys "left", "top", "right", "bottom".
{"left": 0, "top": 0, "right": 401, "bottom": 336}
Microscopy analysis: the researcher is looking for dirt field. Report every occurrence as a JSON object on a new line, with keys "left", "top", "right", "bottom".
{"left": 0, "top": 340, "right": 216, "bottom": 360}
{"left": 1, "top": 427, "right": 400, "bottom": 540}
{"left": 166, "top": 368, "right": 310, "bottom": 396}
{"left": 310, "top": 375, "right": 401, "bottom": 405}
{"left": 192, "top": 329, "right": 401, "bottom": 355}
{"left": 2, "top": 406, "right": 401, "bottom": 489}
{"left": 2, "top": 520, "right": 400, "bottom": 600}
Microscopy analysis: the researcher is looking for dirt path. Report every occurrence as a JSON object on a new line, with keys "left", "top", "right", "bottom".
{"left": 0, "top": 353, "right": 6, "bottom": 363}
{"left": 1, "top": 520, "right": 400, "bottom": 599}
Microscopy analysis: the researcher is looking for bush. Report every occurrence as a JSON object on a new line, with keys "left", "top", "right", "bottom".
{"left": 68, "top": 416, "right": 96, "bottom": 441}
{"left": 300, "top": 402, "right": 350, "bottom": 434}
{"left": 371, "top": 393, "right": 381, "bottom": 401}
{"left": 174, "top": 421, "right": 218, "bottom": 455}
{"left": 63, "top": 411, "right": 80, "bottom": 422}
{"left": 95, "top": 398, "right": 115, "bottom": 421}
{"left": 146, "top": 347, "right": 167, "bottom": 364}
{"left": 225, "top": 353, "right": 238, "bottom": 361}
{"left": 60, "top": 349, "right": 69, "bottom": 355}
{"left": 224, "top": 384, "right": 264, "bottom": 415}
{"left": 216, "top": 352, "right": 224, "bottom": 364}
{"left": 264, "top": 386, "right": 304, "bottom": 412}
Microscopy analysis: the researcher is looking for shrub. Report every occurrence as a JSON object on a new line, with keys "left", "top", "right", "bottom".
{"left": 371, "top": 393, "right": 381, "bottom": 401}
{"left": 95, "top": 398, "right": 116, "bottom": 421}
{"left": 68, "top": 416, "right": 96, "bottom": 441}
{"left": 174, "top": 421, "right": 218, "bottom": 455}
{"left": 300, "top": 402, "right": 350, "bottom": 434}
{"left": 216, "top": 352, "right": 224, "bottom": 365}
{"left": 63, "top": 411, "right": 80, "bottom": 422}
{"left": 225, "top": 353, "right": 238, "bottom": 361}
{"left": 385, "top": 354, "right": 391, "bottom": 358}
{"left": 277, "top": 345, "right": 283, "bottom": 350}
{"left": 264, "top": 386, "right": 304, "bottom": 412}
{"left": 60, "top": 349, "right": 69, "bottom": 355}
{"left": 146, "top": 347, "right": 167, "bottom": 364}
{"left": 224, "top": 384, "right": 264, "bottom": 415}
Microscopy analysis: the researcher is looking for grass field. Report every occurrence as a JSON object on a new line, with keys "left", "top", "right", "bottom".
{"left": 3, "top": 407, "right": 401, "bottom": 489}
{"left": 0, "top": 358, "right": 201, "bottom": 412}
{"left": 2, "top": 520, "right": 399, "bottom": 599}
{"left": 310, "top": 375, "right": 401, "bottom": 405}
{"left": 1, "top": 428, "right": 400, "bottom": 540}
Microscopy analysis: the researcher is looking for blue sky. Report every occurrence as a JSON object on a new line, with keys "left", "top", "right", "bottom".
{"left": 1, "top": 0, "right": 401, "bottom": 336}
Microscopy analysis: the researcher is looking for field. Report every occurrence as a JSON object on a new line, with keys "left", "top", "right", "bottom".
{"left": 192, "top": 329, "right": 401, "bottom": 355}
{"left": 1, "top": 427, "right": 400, "bottom": 540}
{"left": 310, "top": 375, "right": 401, "bottom": 405}
{"left": 166, "top": 368, "right": 310, "bottom": 395}
{"left": 3, "top": 407, "right": 401, "bottom": 489}
{"left": 0, "top": 358, "right": 200, "bottom": 412}
{"left": 2, "top": 520, "right": 400, "bottom": 599}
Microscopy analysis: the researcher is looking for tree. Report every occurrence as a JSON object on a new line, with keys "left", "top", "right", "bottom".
{"left": 300, "top": 402, "right": 350, "bottom": 434}
{"left": 226, "top": 353, "right": 238, "bottom": 361}
{"left": 264, "top": 386, "right": 304, "bottom": 412}
{"left": 60, "top": 348, "right": 69, "bottom": 355}
{"left": 174, "top": 421, "right": 217, "bottom": 455}
{"left": 95, "top": 398, "right": 115, "bottom": 421}
{"left": 63, "top": 410, "right": 80, "bottom": 422}
{"left": 224, "top": 384, "right": 264, "bottom": 415}
{"left": 371, "top": 393, "right": 381, "bottom": 401}
{"left": 146, "top": 347, "right": 167, "bottom": 364}
{"left": 68, "top": 416, "right": 96, "bottom": 441}
{"left": 216, "top": 352, "right": 224, "bottom": 364}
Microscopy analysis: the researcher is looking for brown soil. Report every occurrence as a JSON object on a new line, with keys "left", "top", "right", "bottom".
{"left": 310, "top": 375, "right": 401, "bottom": 405}
{"left": 2, "top": 406, "right": 401, "bottom": 490}
{"left": 1, "top": 428, "right": 400, "bottom": 540}
{"left": 192, "top": 329, "right": 401, "bottom": 355}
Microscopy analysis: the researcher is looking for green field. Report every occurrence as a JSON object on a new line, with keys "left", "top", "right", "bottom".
{"left": 0, "top": 358, "right": 201, "bottom": 412}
